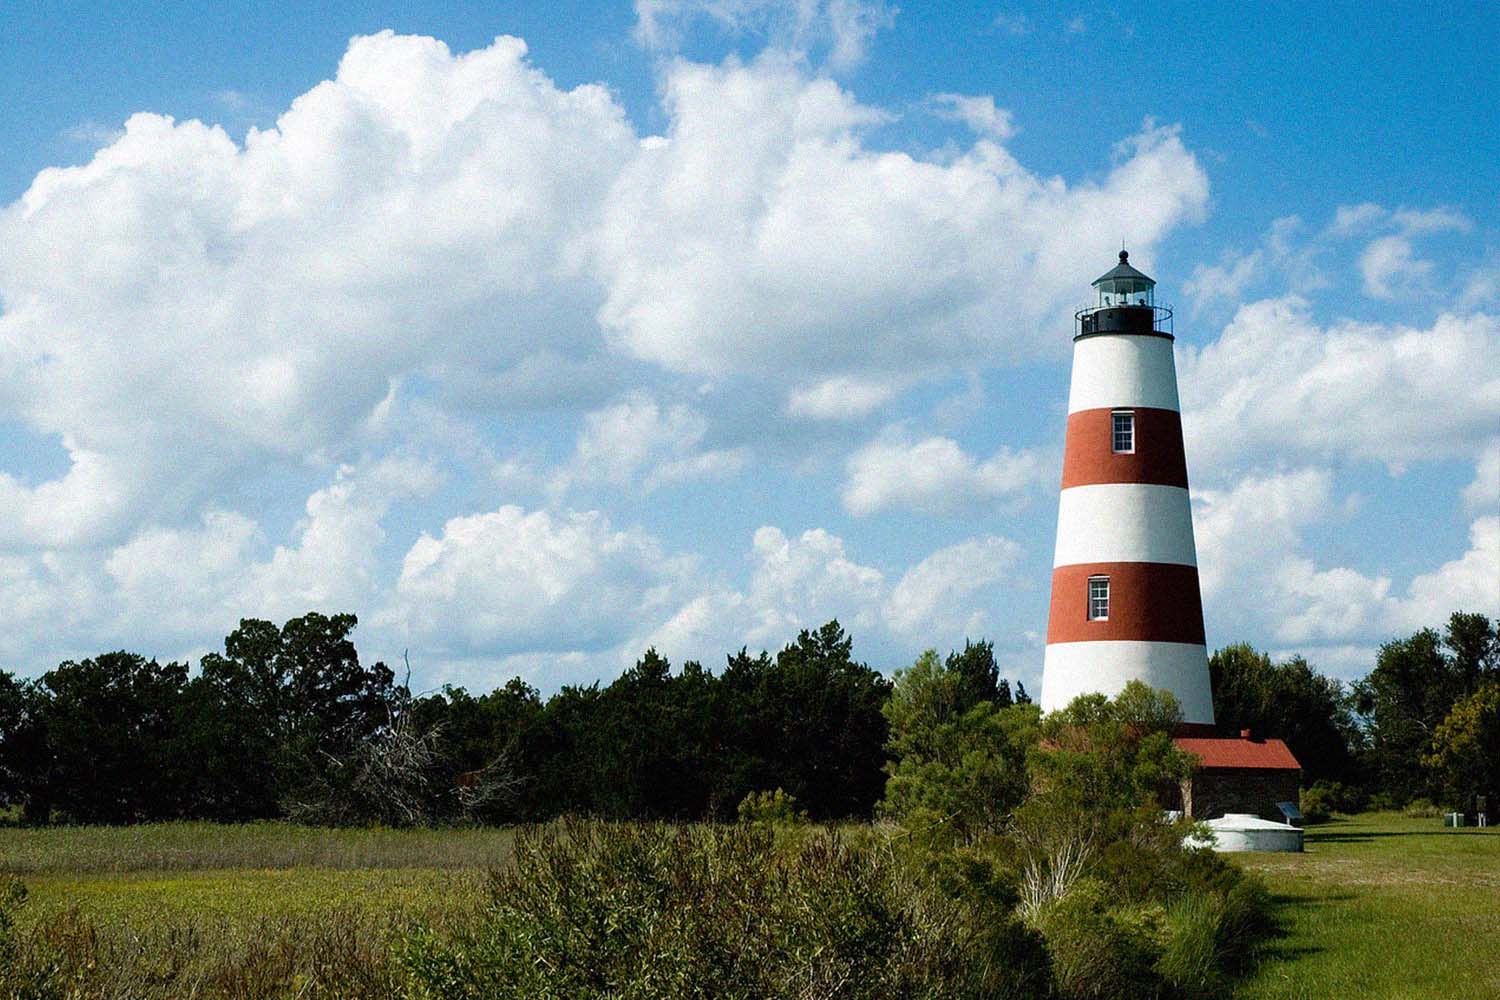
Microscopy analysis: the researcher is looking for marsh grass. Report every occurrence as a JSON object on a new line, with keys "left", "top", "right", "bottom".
{"left": 0, "top": 823, "right": 504, "bottom": 999}
{"left": 4, "top": 899, "right": 409, "bottom": 999}
{"left": 0, "top": 821, "right": 515, "bottom": 874}
{"left": 19, "top": 867, "right": 487, "bottom": 927}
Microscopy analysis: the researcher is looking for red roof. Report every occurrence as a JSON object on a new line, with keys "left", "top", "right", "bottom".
{"left": 1174, "top": 736, "right": 1301, "bottom": 770}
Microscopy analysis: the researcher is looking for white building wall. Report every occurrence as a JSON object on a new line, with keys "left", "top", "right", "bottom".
{"left": 1052, "top": 483, "right": 1198, "bottom": 568}
{"left": 1067, "top": 334, "right": 1180, "bottom": 414}
{"left": 1040, "top": 640, "right": 1215, "bottom": 724}
{"left": 1045, "top": 323, "right": 1214, "bottom": 726}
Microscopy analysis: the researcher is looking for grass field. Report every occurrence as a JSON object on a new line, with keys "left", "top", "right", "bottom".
{"left": 3, "top": 814, "right": 1496, "bottom": 997}
{"left": 0, "top": 820, "right": 516, "bottom": 874}
{"left": 3, "top": 821, "right": 507, "bottom": 933}
{"left": 1232, "top": 813, "right": 1500, "bottom": 1000}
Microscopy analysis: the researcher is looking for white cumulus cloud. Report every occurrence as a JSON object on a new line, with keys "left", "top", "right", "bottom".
{"left": 885, "top": 535, "right": 1022, "bottom": 636}
{"left": 1359, "top": 235, "right": 1433, "bottom": 299}
{"left": 1179, "top": 298, "right": 1500, "bottom": 476}
{"left": 843, "top": 434, "right": 1045, "bottom": 515}
{"left": 0, "top": 32, "right": 635, "bottom": 548}
{"left": 1194, "top": 469, "right": 1499, "bottom": 671}
{"left": 1463, "top": 441, "right": 1500, "bottom": 512}
{"left": 642, "top": 526, "right": 1028, "bottom": 672}
{"left": 786, "top": 376, "right": 902, "bottom": 421}
{"left": 558, "top": 392, "right": 746, "bottom": 492}
{"left": 633, "top": 0, "right": 897, "bottom": 70}
{"left": 592, "top": 55, "right": 1208, "bottom": 379}
{"left": 930, "top": 93, "right": 1016, "bottom": 140}
{"left": 390, "top": 505, "right": 691, "bottom": 659}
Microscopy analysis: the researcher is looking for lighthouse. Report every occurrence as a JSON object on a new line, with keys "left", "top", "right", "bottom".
{"left": 1040, "top": 251, "right": 1215, "bottom": 733}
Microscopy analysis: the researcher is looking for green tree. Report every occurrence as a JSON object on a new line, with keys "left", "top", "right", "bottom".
{"left": 525, "top": 650, "right": 733, "bottom": 821}
{"left": 1354, "top": 613, "right": 1498, "bottom": 804}
{"left": 588, "top": 650, "right": 724, "bottom": 819}
{"left": 1424, "top": 679, "right": 1500, "bottom": 809}
{"left": 722, "top": 622, "right": 892, "bottom": 819}
{"left": 409, "top": 678, "right": 545, "bottom": 822}
{"left": 880, "top": 650, "right": 1036, "bottom": 844}
{"left": 191, "top": 613, "right": 397, "bottom": 820}
{"left": 24, "top": 653, "right": 191, "bottom": 823}
{"left": 1209, "top": 643, "right": 1359, "bottom": 784}
{"left": 945, "top": 639, "right": 1002, "bottom": 707}
{"left": 0, "top": 671, "right": 32, "bottom": 816}
{"left": 527, "top": 681, "right": 605, "bottom": 816}
{"left": 1029, "top": 683, "right": 1198, "bottom": 823}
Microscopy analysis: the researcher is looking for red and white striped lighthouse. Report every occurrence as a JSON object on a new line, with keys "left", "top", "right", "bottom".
{"left": 1041, "top": 251, "right": 1214, "bottom": 732}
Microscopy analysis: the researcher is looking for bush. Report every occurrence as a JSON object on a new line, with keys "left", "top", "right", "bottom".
{"left": 1156, "top": 875, "right": 1274, "bottom": 997}
{"left": 1300, "top": 785, "right": 1333, "bottom": 824}
{"left": 1030, "top": 879, "right": 1159, "bottom": 1000}
{"left": 1301, "top": 780, "right": 1369, "bottom": 823}
{"left": 402, "top": 819, "right": 1050, "bottom": 999}
{"left": 1402, "top": 797, "right": 1443, "bottom": 818}
{"left": 1025, "top": 866, "right": 1274, "bottom": 1000}
{"left": 1156, "top": 891, "right": 1222, "bottom": 998}
{"left": 737, "top": 788, "right": 807, "bottom": 826}
{"left": 1214, "top": 876, "right": 1275, "bottom": 974}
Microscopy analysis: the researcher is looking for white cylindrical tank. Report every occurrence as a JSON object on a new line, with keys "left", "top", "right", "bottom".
{"left": 1200, "top": 814, "right": 1304, "bottom": 853}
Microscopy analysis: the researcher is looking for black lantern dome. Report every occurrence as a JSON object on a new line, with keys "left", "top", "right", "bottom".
{"left": 1075, "top": 250, "right": 1173, "bottom": 339}
{"left": 1092, "top": 250, "right": 1155, "bottom": 307}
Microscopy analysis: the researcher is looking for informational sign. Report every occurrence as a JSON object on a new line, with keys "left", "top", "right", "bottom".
{"left": 1276, "top": 801, "right": 1303, "bottom": 825}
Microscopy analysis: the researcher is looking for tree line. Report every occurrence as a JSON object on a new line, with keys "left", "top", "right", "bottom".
{"left": 0, "top": 615, "right": 1024, "bottom": 825}
{"left": 1209, "top": 611, "right": 1497, "bottom": 816}
{"left": 0, "top": 609, "right": 1494, "bottom": 827}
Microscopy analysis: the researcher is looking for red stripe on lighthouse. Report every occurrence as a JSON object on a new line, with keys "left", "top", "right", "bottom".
{"left": 1046, "top": 562, "right": 1206, "bottom": 645}
{"left": 1060, "top": 407, "right": 1188, "bottom": 489}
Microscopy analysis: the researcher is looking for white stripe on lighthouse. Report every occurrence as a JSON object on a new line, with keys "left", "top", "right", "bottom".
{"left": 1040, "top": 640, "right": 1214, "bottom": 723}
{"left": 1052, "top": 483, "right": 1198, "bottom": 568}
{"left": 1067, "top": 334, "right": 1180, "bottom": 413}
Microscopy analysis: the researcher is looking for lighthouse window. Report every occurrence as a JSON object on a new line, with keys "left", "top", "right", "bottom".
{"left": 1112, "top": 410, "right": 1135, "bottom": 453}
{"left": 1088, "top": 576, "right": 1110, "bottom": 621}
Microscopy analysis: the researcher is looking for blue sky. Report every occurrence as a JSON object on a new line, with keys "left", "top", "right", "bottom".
{"left": 0, "top": 1, "right": 1495, "bottom": 693}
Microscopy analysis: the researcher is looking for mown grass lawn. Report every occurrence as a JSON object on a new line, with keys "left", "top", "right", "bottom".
{"left": 1233, "top": 813, "right": 1500, "bottom": 1000}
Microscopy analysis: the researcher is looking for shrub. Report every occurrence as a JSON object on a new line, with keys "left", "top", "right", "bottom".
{"left": 1215, "top": 875, "right": 1274, "bottom": 974}
{"left": 737, "top": 788, "right": 807, "bottom": 826}
{"left": 1301, "top": 780, "right": 1369, "bottom": 823}
{"left": 1030, "top": 879, "right": 1159, "bottom": 1000}
{"left": 1300, "top": 785, "right": 1333, "bottom": 824}
{"left": 1402, "top": 797, "right": 1443, "bottom": 818}
{"left": 1156, "top": 890, "right": 1223, "bottom": 998}
{"left": 1156, "top": 875, "right": 1273, "bottom": 997}
{"left": 402, "top": 819, "right": 1050, "bottom": 1000}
